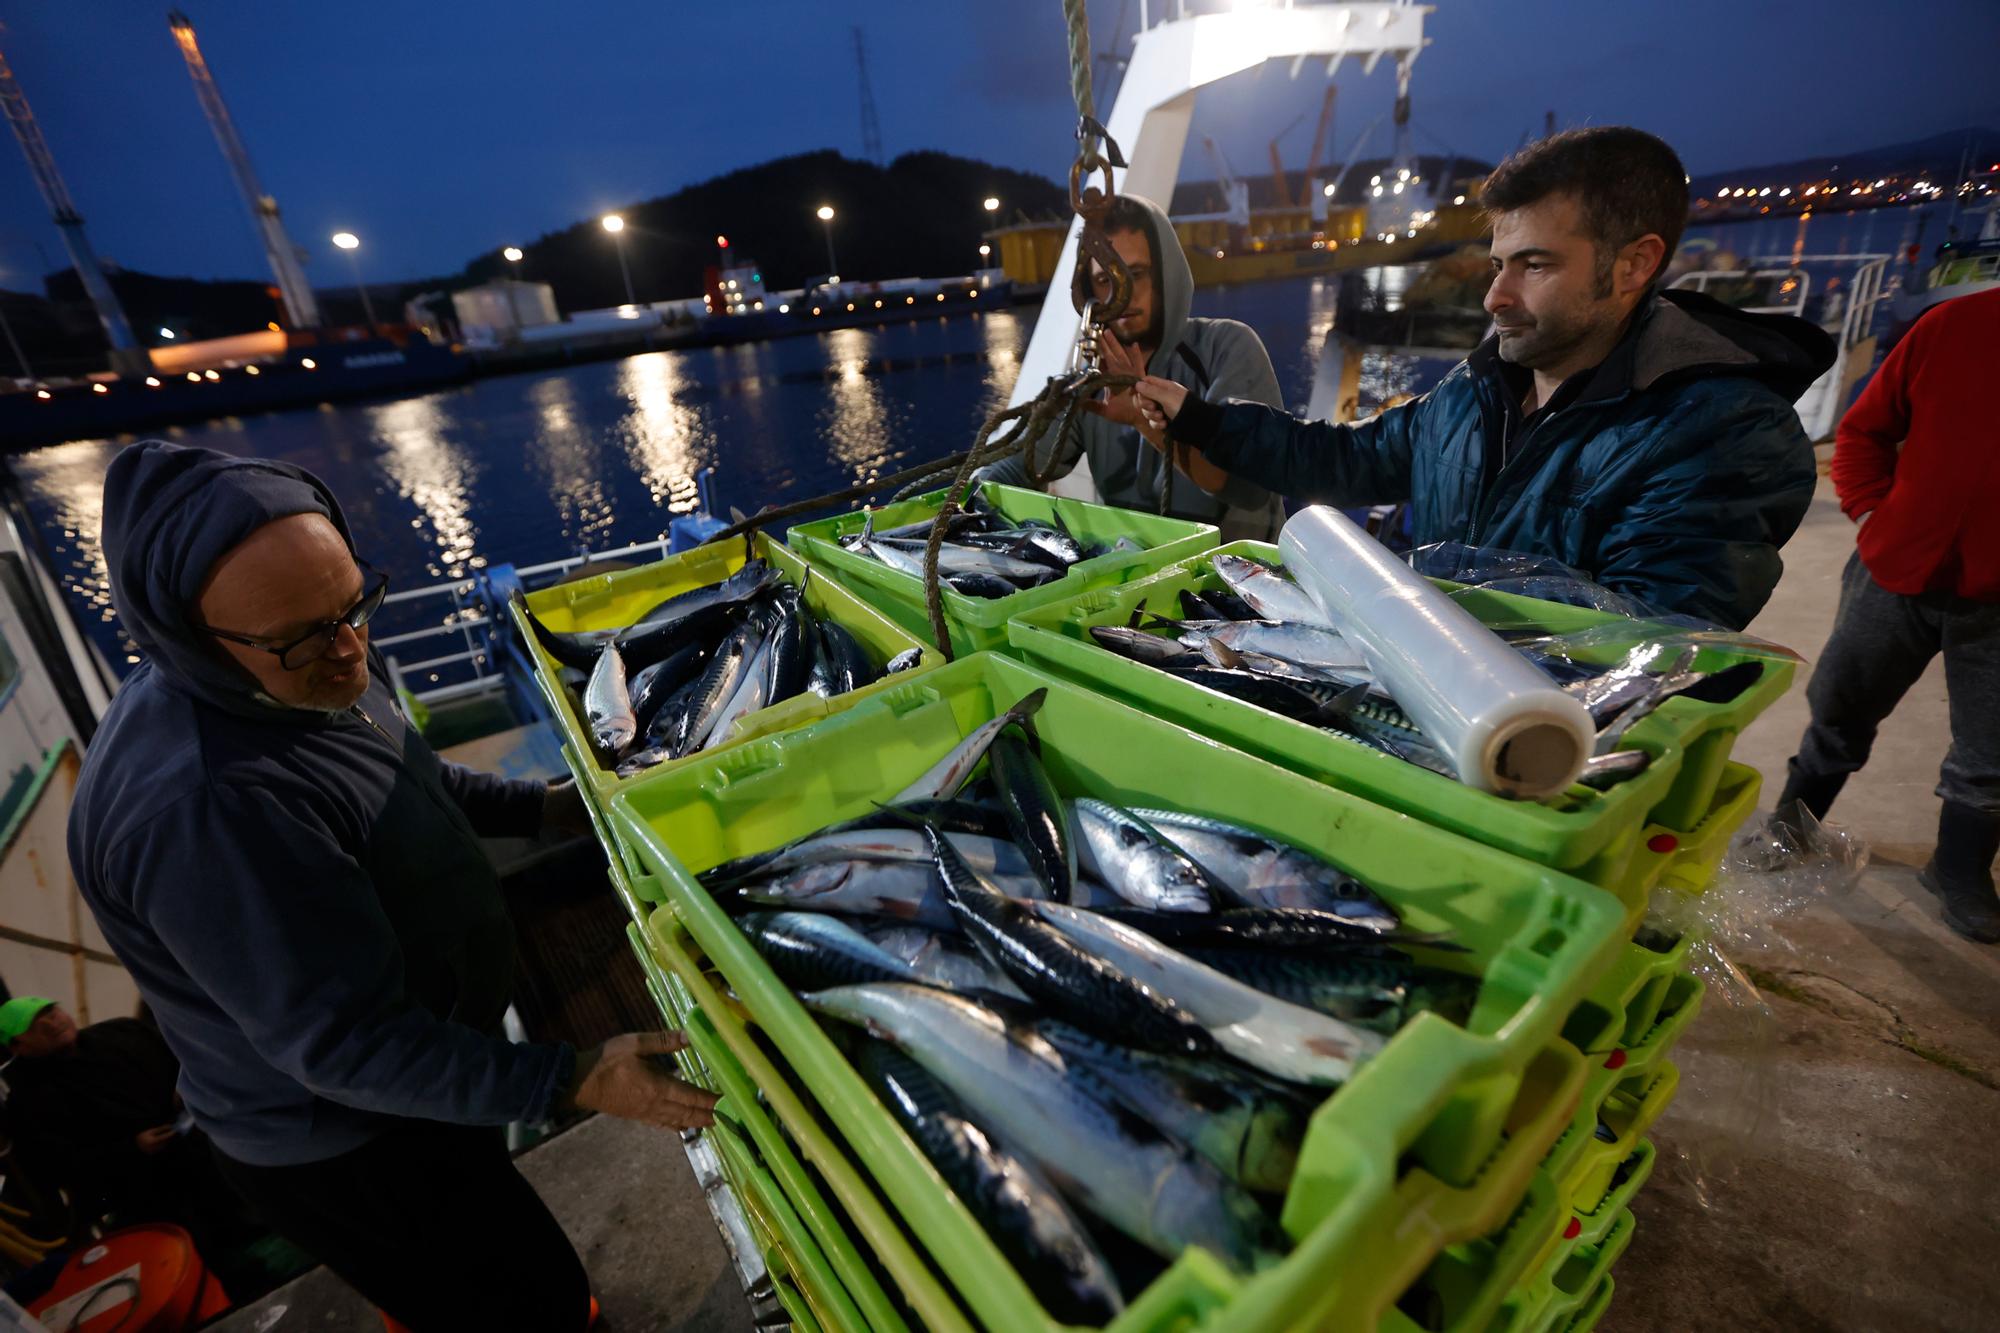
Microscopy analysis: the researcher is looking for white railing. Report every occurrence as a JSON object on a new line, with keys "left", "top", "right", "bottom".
{"left": 379, "top": 536, "right": 685, "bottom": 705}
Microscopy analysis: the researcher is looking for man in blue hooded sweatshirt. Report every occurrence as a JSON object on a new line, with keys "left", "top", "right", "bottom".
{"left": 68, "top": 442, "right": 717, "bottom": 1330}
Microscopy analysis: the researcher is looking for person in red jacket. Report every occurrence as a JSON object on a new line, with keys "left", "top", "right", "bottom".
{"left": 1774, "top": 287, "right": 2000, "bottom": 942}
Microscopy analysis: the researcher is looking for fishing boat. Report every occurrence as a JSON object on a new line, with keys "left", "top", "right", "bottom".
{"left": 1887, "top": 198, "right": 2000, "bottom": 333}
{"left": 1668, "top": 252, "right": 1892, "bottom": 440}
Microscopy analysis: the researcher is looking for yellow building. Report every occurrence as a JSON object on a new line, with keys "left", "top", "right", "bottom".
{"left": 990, "top": 203, "right": 1488, "bottom": 293}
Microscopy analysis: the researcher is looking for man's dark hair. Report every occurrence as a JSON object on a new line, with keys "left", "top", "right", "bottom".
{"left": 1480, "top": 127, "right": 1688, "bottom": 294}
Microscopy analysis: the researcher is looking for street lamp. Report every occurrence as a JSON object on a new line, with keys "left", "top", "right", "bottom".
{"left": 815, "top": 205, "right": 839, "bottom": 281}
{"left": 330, "top": 231, "right": 379, "bottom": 332}
{"left": 601, "top": 214, "right": 636, "bottom": 306}
{"left": 502, "top": 246, "right": 524, "bottom": 263}
{"left": 979, "top": 196, "right": 1001, "bottom": 274}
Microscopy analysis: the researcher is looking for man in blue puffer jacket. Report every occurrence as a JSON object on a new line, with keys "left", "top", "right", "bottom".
{"left": 1133, "top": 127, "right": 1836, "bottom": 629}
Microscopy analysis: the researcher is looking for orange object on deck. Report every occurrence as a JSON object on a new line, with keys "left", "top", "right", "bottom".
{"left": 26, "top": 1224, "right": 231, "bottom": 1332}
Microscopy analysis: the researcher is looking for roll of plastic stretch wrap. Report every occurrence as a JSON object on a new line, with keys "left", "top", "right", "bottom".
{"left": 1278, "top": 506, "right": 1593, "bottom": 798}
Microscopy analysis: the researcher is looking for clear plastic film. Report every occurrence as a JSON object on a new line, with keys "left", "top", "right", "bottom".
{"left": 1637, "top": 807, "right": 1869, "bottom": 1208}
{"left": 1279, "top": 507, "right": 1594, "bottom": 798}
{"left": 1407, "top": 540, "right": 1663, "bottom": 618}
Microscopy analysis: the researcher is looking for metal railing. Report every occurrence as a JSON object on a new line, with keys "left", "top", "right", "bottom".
{"left": 379, "top": 536, "right": 680, "bottom": 706}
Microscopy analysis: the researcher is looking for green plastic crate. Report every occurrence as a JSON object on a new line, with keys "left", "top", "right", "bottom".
{"left": 625, "top": 916, "right": 909, "bottom": 1333}
{"left": 642, "top": 910, "right": 977, "bottom": 1333}
{"left": 1500, "top": 1136, "right": 1655, "bottom": 1332}
{"left": 705, "top": 1109, "right": 870, "bottom": 1333}
{"left": 1617, "top": 762, "right": 1762, "bottom": 920}
{"left": 1562, "top": 927, "right": 1702, "bottom": 1064}
{"left": 1390, "top": 1170, "right": 1566, "bottom": 1333}
{"left": 775, "top": 1275, "right": 830, "bottom": 1333}
{"left": 1559, "top": 1271, "right": 1618, "bottom": 1333}
{"left": 1544, "top": 960, "right": 1700, "bottom": 1195}
{"left": 1006, "top": 542, "right": 1794, "bottom": 896}
{"left": 608, "top": 652, "right": 1630, "bottom": 1332}
{"left": 1561, "top": 1062, "right": 1680, "bottom": 1220}
{"left": 511, "top": 532, "right": 940, "bottom": 824}
{"left": 786, "top": 481, "right": 1217, "bottom": 656}
{"left": 1520, "top": 1208, "right": 1632, "bottom": 1328}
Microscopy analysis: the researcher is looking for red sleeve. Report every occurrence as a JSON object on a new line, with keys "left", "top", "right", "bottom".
{"left": 1830, "top": 316, "right": 1922, "bottom": 520}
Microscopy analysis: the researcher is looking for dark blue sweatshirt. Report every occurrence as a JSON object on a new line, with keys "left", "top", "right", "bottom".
{"left": 68, "top": 442, "right": 573, "bottom": 1168}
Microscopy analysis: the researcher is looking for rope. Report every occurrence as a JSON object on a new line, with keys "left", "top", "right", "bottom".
{"left": 914, "top": 371, "right": 1132, "bottom": 656}
{"left": 1064, "top": 0, "right": 1097, "bottom": 156}
{"left": 700, "top": 372, "right": 1136, "bottom": 662}
{"left": 706, "top": 4, "right": 1136, "bottom": 659}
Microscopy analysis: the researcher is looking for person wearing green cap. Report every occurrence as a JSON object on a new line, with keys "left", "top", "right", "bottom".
{"left": 0, "top": 1000, "right": 253, "bottom": 1270}
{"left": 0, "top": 997, "right": 58, "bottom": 1048}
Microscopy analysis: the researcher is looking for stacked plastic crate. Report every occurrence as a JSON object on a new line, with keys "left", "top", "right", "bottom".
{"left": 513, "top": 495, "right": 1791, "bottom": 1331}
{"left": 1006, "top": 541, "right": 1790, "bottom": 1331}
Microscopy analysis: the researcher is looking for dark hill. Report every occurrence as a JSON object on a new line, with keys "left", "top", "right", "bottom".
{"left": 12, "top": 149, "right": 1068, "bottom": 372}
{"left": 458, "top": 149, "right": 1070, "bottom": 310}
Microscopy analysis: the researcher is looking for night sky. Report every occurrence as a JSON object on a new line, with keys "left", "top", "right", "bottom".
{"left": 2, "top": 0, "right": 1994, "bottom": 290}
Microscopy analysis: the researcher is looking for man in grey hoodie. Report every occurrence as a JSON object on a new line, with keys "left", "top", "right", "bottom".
{"left": 70, "top": 443, "right": 718, "bottom": 1330}
{"left": 982, "top": 195, "right": 1288, "bottom": 542}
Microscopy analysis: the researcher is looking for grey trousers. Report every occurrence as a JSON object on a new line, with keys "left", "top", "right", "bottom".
{"left": 1791, "top": 552, "right": 2000, "bottom": 815}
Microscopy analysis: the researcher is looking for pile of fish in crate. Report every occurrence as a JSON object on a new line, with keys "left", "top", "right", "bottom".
{"left": 511, "top": 484, "right": 1793, "bottom": 1332}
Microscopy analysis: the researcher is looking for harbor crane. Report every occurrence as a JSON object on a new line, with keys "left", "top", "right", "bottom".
{"left": 168, "top": 10, "right": 321, "bottom": 329}
{"left": 0, "top": 39, "right": 150, "bottom": 376}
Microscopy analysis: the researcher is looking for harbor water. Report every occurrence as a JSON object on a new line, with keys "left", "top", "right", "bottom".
{"left": 9, "top": 278, "right": 1435, "bottom": 669}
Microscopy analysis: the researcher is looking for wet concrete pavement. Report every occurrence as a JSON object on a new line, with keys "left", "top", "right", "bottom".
{"left": 1604, "top": 472, "right": 2000, "bottom": 1331}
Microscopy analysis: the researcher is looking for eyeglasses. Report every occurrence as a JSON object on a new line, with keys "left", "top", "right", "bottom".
{"left": 201, "top": 560, "right": 390, "bottom": 670}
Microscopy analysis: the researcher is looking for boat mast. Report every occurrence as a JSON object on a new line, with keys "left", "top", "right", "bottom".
{"left": 1009, "top": 1, "right": 1429, "bottom": 412}
{"left": 0, "top": 41, "right": 151, "bottom": 376}
{"left": 167, "top": 10, "right": 322, "bottom": 329}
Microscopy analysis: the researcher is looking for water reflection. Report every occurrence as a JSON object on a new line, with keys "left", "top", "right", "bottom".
{"left": 616, "top": 352, "right": 714, "bottom": 514}
{"left": 527, "top": 375, "right": 618, "bottom": 549}
{"left": 14, "top": 302, "right": 1058, "bottom": 670}
{"left": 368, "top": 394, "right": 480, "bottom": 578}
{"left": 820, "top": 327, "right": 896, "bottom": 482}
{"left": 11, "top": 439, "right": 128, "bottom": 652}
{"left": 978, "top": 308, "right": 1024, "bottom": 416}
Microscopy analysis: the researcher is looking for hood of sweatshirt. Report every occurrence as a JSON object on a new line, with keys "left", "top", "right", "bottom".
{"left": 100, "top": 440, "right": 352, "bottom": 718}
